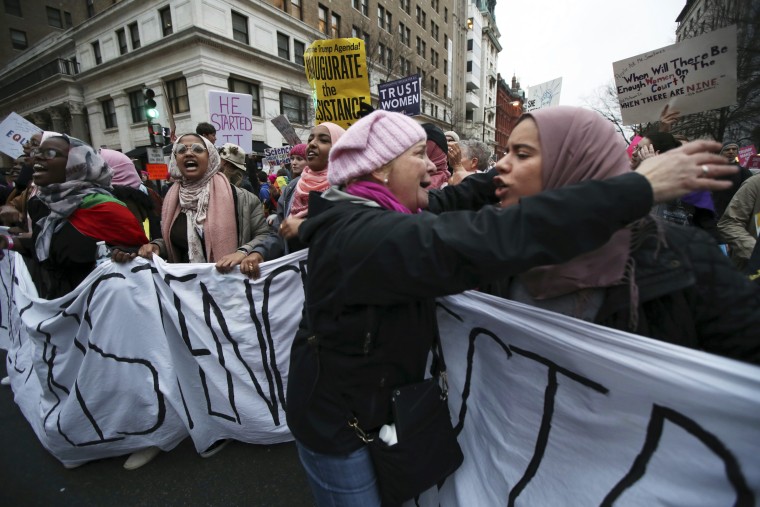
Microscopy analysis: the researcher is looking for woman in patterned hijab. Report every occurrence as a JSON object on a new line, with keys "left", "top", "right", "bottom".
{"left": 2, "top": 134, "right": 147, "bottom": 298}
{"left": 113, "top": 133, "right": 271, "bottom": 278}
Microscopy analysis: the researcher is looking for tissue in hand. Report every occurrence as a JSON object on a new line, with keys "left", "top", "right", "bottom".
{"left": 379, "top": 424, "right": 398, "bottom": 446}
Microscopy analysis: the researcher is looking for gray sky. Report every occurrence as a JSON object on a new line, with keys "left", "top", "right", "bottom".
{"left": 495, "top": 0, "right": 685, "bottom": 106}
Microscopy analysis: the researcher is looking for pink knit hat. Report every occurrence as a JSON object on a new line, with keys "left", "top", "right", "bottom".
{"left": 328, "top": 110, "right": 426, "bottom": 187}
{"left": 100, "top": 148, "right": 142, "bottom": 189}
{"left": 290, "top": 143, "right": 307, "bottom": 158}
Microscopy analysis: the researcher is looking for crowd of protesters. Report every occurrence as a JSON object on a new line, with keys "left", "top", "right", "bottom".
{"left": 0, "top": 105, "right": 758, "bottom": 500}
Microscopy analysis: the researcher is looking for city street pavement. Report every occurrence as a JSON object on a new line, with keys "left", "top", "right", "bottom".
{"left": 0, "top": 351, "right": 314, "bottom": 507}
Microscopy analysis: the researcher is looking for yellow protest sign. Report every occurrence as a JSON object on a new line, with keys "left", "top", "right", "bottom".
{"left": 304, "top": 38, "right": 371, "bottom": 129}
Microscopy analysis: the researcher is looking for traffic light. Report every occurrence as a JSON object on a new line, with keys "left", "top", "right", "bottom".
{"left": 143, "top": 88, "right": 159, "bottom": 120}
{"left": 162, "top": 126, "right": 171, "bottom": 145}
{"left": 148, "top": 122, "right": 164, "bottom": 147}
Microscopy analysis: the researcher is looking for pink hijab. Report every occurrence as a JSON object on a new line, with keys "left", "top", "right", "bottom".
{"left": 519, "top": 106, "right": 632, "bottom": 299}
{"left": 101, "top": 149, "right": 142, "bottom": 189}
{"left": 289, "top": 122, "right": 345, "bottom": 218}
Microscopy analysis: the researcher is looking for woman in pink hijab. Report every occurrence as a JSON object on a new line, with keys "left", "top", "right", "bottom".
{"left": 239, "top": 122, "right": 345, "bottom": 276}
{"left": 487, "top": 106, "right": 760, "bottom": 364}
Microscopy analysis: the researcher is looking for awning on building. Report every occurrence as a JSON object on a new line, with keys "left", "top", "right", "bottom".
{"left": 124, "top": 145, "right": 172, "bottom": 159}
{"left": 251, "top": 141, "right": 270, "bottom": 156}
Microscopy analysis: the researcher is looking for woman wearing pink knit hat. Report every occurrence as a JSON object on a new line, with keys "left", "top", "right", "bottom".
{"left": 283, "top": 110, "right": 735, "bottom": 506}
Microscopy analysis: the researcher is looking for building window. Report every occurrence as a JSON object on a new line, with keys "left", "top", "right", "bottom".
{"left": 416, "top": 37, "right": 426, "bottom": 58}
{"left": 378, "top": 43, "right": 386, "bottom": 67}
{"left": 166, "top": 77, "right": 190, "bottom": 114}
{"left": 431, "top": 0, "right": 439, "bottom": 11}
{"left": 387, "top": 48, "right": 393, "bottom": 68}
{"left": 318, "top": 5, "right": 328, "bottom": 34}
{"left": 4, "top": 0, "right": 22, "bottom": 16}
{"left": 273, "top": 0, "right": 285, "bottom": 11}
{"left": 431, "top": 21, "right": 438, "bottom": 41}
{"left": 229, "top": 78, "right": 261, "bottom": 117}
{"left": 399, "top": 23, "right": 410, "bottom": 46}
{"left": 331, "top": 13, "right": 341, "bottom": 38}
{"left": 294, "top": 40, "right": 305, "bottom": 65}
{"left": 444, "top": 7, "right": 448, "bottom": 22}
{"left": 102, "top": 99, "right": 117, "bottom": 129}
{"left": 86, "top": 0, "right": 94, "bottom": 18}
{"left": 277, "top": 32, "right": 290, "bottom": 59}
{"left": 65, "top": 11, "right": 72, "bottom": 27}
{"left": 467, "top": 39, "right": 473, "bottom": 51}
{"left": 352, "top": 26, "right": 369, "bottom": 47}
{"left": 466, "top": 60, "right": 472, "bottom": 72}
{"left": 129, "top": 22, "right": 140, "bottom": 49}
{"left": 444, "top": 59, "right": 448, "bottom": 75}
{"left": 116, "top": 28, "right": 127, "bottom": 55}
{"left": 416, "top": 6, "right": 426, "bottom": 27}
{"left": 47, "top": 7, "right": 63, "bottom": 28}
{"left": 280, "top": 91, "right": 307, "bottom": 124}
{"left": 92, "top": 41, "right": 102, "bottom": 64}
{"left": 290, "top": 0, "right": 302, "bottom": 20}
{"left": 231, "top": 11, "right": 249, "bottom": 44}
{"left": 128, "top": 90, "right": 146, "bottom": 122}
{"left": 159, "top": 6, "right": 172, "bottom": 36}
{"left": 9, "top": 29, "right": 27, "bottom": 50}
{"left": 401, "top": 0, "right": 410, "bottom": 14}
{"left": 352, "top": 0, "right": 368, "bottom": 16}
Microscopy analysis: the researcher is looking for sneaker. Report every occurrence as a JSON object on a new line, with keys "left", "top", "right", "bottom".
{"left": 123, "top": 446, "right": 161, "bottom": 470}
{"left": 199, "top": 439, "right": 231, "bottom": 458}
{"left": 1, "top": 376, "right": 10, "bottom": 386}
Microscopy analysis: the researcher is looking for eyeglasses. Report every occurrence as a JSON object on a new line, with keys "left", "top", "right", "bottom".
{"left": 174, "top": 143, "right": 207, "bottom": 155}
{"left": 32, "top": 148, "right": 65, "bottom": 160}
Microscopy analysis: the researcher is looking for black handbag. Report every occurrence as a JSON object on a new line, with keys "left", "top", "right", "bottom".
{"left": 350, "top": 330, "right": 463, "bottom": 507}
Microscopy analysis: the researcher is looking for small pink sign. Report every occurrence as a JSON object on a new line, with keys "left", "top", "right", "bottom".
{"left": 738, "top": 145, "right": 756, "bottom": 166}
{"left": 747, "top": 154, "right": 760, "bottom": 171}
{"left": 627, "top": 135, "right": 642, "bottom": 159}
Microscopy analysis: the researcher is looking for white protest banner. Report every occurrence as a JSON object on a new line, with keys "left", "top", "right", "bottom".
{"left": 417, "top": 291, "right": 760, "bottom": 506}
{"left": 613, "top": 25, "right": 737, "bottom": 125}
{"left": 377, "top": 75, "right": 421, "bottom": 116}
{"left": 208, "top": 91, "right": 253, "bottom": 149}
{"left": 1, "top": 252, "right": 759, "bottom": 506}
{"left": 0, "top": 251, "right": 303, "bottom": 467}
{"left": 0, "top": 112, "right": 42, "bottom": 159}
{"left": 525, "top": 77, "right": 562, "bottom": 112}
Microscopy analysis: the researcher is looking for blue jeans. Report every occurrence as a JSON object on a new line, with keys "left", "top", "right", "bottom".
{"left": 296, "top": 440, "right": 382, "bottom": 507}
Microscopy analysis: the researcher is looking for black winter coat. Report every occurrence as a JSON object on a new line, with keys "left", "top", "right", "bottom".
{"left": 286, "top": 172, "right": 654, "bottom": 454}
{"left": 596, "top": 218, "right": 760, "bottom": 362}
